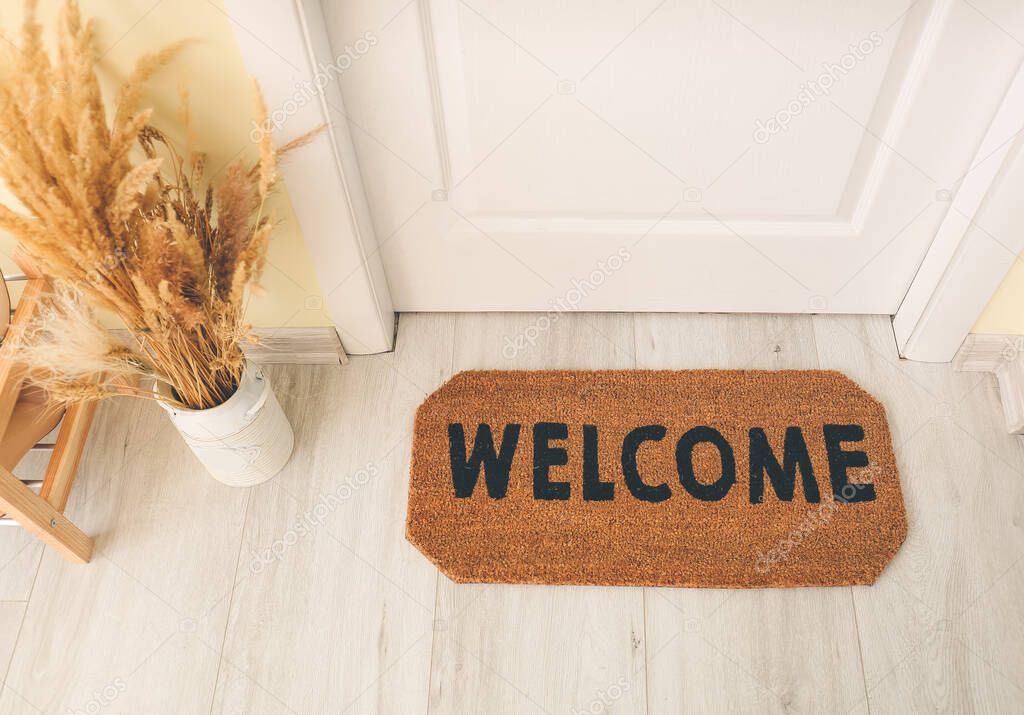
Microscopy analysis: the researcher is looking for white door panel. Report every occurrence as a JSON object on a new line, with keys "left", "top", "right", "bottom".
{"left": 326, "top": 0, "right": 1024, "bottom": 313}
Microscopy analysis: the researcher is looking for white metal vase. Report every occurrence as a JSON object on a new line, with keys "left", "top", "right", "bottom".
{"left": 157, "top": 363, "right": 294, "bottom": 486}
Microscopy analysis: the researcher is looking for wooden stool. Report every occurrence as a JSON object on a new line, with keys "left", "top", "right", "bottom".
{"left": 0, "top": 251, "right": 95, "bottom": 564}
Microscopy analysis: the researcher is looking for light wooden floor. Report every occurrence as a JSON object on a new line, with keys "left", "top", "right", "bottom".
{"left": 1, "top": 313, "right": 1022, "bottom": 714}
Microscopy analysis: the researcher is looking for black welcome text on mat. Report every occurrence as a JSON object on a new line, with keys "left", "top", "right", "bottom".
{"left": 448, "top": 422, "right": 875, "bottom": 504}
{"left": 408, "top": 370, "right": 907, "bottom": 587}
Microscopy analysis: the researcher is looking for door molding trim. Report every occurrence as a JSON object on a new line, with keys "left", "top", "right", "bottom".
{"left": 223, "top": 0, "right": 396, "bottom": 354}
{"left": 893, "top": 58, "right": 1024, "bottom": 362}
{"left": 419, "top": 0, "right": 951, "bottom": 240}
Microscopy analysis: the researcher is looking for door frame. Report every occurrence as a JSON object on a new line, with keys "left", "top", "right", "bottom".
{"left": 892, "top": 60, "right": 1024, "bottom": 362}
{"left": 230, "top": 0, "right": 1024, "bottom": 361}
{"left": 225, "top": 0, "right": 395, "bottom": 355}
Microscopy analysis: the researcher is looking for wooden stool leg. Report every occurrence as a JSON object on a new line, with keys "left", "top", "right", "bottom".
{"left": 41, "top": 401, "right": 97, "bottom": 511}
{"left": 0, "top": 465, "right": 93, "bottom": 564}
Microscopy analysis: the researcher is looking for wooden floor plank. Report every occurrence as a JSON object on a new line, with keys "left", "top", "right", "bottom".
{"left": 0, "top": 313, "right": 1018, "bottom": 713}
{"left": 635, "top": 313, "right": 870, "bottom": 713}
{"left": 0, "top": 452, "right": 48, "bottom": 601}
{"left": 0, "top": 395, "right": 249, "bottom": 714}
{"left": 0, "top": 538, "right": 40, "bottom": 604}
{"left": 812, "top": 314, "right": 1024, "bottom": 713}
{"left": 212, "top": 314, "right": 455, "bottom": 714}
{"left": 0, "top": 602, "right": 26, "bottom": 685}
{"left": 426, "top": 313, "right": 647, "bottom": 715}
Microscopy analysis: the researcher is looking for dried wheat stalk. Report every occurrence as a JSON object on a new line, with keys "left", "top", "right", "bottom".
{"left": 0, "top": 0, "right": 318, "bottom": 410}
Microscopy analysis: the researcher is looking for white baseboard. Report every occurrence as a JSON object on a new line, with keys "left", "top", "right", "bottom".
{"left": 954, "top": 334, "right": 1024, "bottom": 434}
{"left": 111, "top": 327, "right": 348, "bottom": 366}
{"left": 247, "top": 327, "right": 348, "bottom": 365}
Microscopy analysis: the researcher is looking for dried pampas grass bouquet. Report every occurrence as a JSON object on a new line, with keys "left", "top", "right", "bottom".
{"left": 0, "top": 0, "right": 316, "bottom": 412}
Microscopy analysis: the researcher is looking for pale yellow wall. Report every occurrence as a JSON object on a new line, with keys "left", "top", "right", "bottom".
{"left": 0, "top": 0, "right": 331, "bottom": 328}
{"left": 974, "top": 255, "right": 1024, "bottom": 335}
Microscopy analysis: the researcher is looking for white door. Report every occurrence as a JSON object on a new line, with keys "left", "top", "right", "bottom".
{"left": 325, "top": 0, "right": 1024, "bottom": 314}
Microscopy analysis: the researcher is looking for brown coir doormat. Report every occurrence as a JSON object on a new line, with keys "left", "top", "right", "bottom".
{"left": 406, "top": 370, "right": 907, "bottom": 588}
